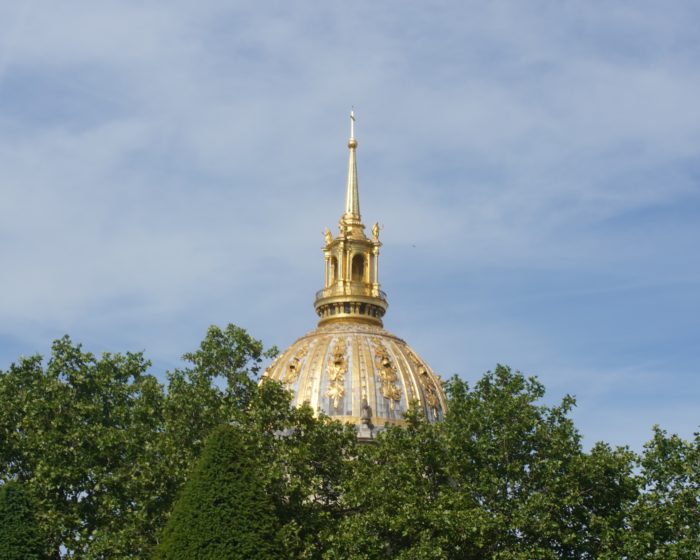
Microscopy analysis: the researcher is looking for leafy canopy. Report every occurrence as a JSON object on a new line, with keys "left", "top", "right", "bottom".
{"left": 154, "top": 423, "right": 281, "bottom": 560}
{"left": 1, "top": 329, "right": 698, "bottom": 559}
{"left": 0, "top": 480, "right": 46, "bottom": 560}
{"left": 0, "top": 324, "right": 278, "bottom": 558}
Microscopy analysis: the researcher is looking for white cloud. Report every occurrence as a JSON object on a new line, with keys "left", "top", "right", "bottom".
{"left": 0, "top": 0, "right": 698, "bottom": 449}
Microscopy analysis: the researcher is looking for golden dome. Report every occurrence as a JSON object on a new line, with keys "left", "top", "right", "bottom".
{"left": 263, "top": 111, "right": 446, "bottom": 439}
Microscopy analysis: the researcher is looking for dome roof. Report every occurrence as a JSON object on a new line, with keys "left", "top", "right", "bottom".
{"left": 262, "top": 322, "right": 445, "bottom": 439}
{"left": 263, "top": 111, "right": 446, "bottom": 440}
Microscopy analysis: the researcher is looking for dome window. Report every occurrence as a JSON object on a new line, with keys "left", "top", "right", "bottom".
{"left": 351, "top": 254, "right": 365, "bottom": 282}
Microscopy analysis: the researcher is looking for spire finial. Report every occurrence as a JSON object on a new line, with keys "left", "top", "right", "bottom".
{"left": 344, "top": 108, "right": 360, "bottom": 218}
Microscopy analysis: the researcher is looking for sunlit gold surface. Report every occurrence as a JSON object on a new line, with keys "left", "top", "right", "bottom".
{"left": 262, "top": 323, "right": 446, "bottom": 433}
{"left": 264, "top": 111, "right": 447, "bottom": 440}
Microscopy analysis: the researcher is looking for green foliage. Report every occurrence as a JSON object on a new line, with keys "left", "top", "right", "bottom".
{"left": 261, "top": 385, "right": 358, "bottom": 558}
{"left": 2, "top": 332, "right": 699, "bottom": 559}
{"left": 156, "top": 374, "right": 359, "bottom": 560}
{"left": 621, "top": 428, "right": 700, "bottom": 559}
{"left": 0, "top": 337, "right": 163, "bottom": 556}
{"left": 0, "top": 324, "right": 277, "bottom": 559}
{"left": 154, "top": 423, "right": 280, "bottom": 559}
{"left": 0, "top": 480, "right": 46, "bottom": 559}
{"left": 323, "top": 366, "right": 644, "bottom": 560}
{"left": 156, "top": 374, "right": 356, "bottom": 559}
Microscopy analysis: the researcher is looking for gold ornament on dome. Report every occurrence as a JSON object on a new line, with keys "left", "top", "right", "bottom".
{"left": 407, "top": 348, "right": 440, "bottom": 413}
{"left": 372, "top": 338, "right": 401, "bottom": 410}
{"left": 261, "top": 355, "right": 280, "bottom": 382}
{"left": 326, "top": 338, "right": 348, "bottom": 409}
{"left": 284, "top": 343, "right": 309, "bottom": 385}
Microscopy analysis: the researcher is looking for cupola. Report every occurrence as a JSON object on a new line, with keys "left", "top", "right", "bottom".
{"left": 314, "top": 110, "right": 388, "bottom": 326}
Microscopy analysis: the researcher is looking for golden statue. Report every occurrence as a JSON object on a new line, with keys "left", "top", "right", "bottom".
{"left": 372, "top": 222, "right": 380, "bottom": 241}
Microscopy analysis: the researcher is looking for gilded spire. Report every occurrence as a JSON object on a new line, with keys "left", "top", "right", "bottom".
{"left": 314, "top": 111, "right": 388, "bottom": 326}
{"left": 344, "top": 109, "right": 361, "bottom": 220}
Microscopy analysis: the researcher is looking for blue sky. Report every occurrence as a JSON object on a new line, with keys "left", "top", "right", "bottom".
{"left": 1, "top": 1, "right": 698, "bottom": 450}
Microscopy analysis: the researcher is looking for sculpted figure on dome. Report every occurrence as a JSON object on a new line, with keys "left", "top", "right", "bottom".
{"left": 371, "top": 222, "right": 381, "bottom": 242}
{"left": 360, "top": 398, "right": 373, "bottom": 427}
{"left": 406, "top": 348, "right": 441, "bottom": 414}
{"left": 326, "top": 339, "right": 348, "bottom": 409}
{"left": 372, "top": 339, "right": 401, "bottom": 410}
{"left": 284, "top": 344, "right": 309, "bottom": 385}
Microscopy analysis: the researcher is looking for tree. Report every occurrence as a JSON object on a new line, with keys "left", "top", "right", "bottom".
{"left": 325, "top": 366, "right": 641, "bottom": 560}
{"left": 621, "top": 428, "right": 700, "bottom": 559}
{"left": 0, "top": 480, "right": 46, "bottom": 559}
{"left": 323, "top": 407, "right": 458, "bottom": 560}
{"left": 0, "top": 337, "right": 164, "bottom": 557}
{"left": 257, "top": 383, "right": 358, "bottom": 559}
{"left": 0, "top": 324, "right": 277, "bottom": 559}
{"left": 158, "top": 324, "right": 279, "bottom": 541}
{"left": 439, "top": 366, "right": 642, "bottom": 559}
{"left": 154, "top": 423, "right": 281, "bottom": 559}
{"left": 2, "top": 330, "right": 699, "bottom": 559}
{"left": 154, "top": 373, "right": 358, "bottom": 559}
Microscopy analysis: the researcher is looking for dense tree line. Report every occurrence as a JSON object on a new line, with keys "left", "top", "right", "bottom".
{"left": 0, "top": 480, "right": 45, "bottom": 559}
{"left": 0, "top": 324, "right": 698, "bottom": 558}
